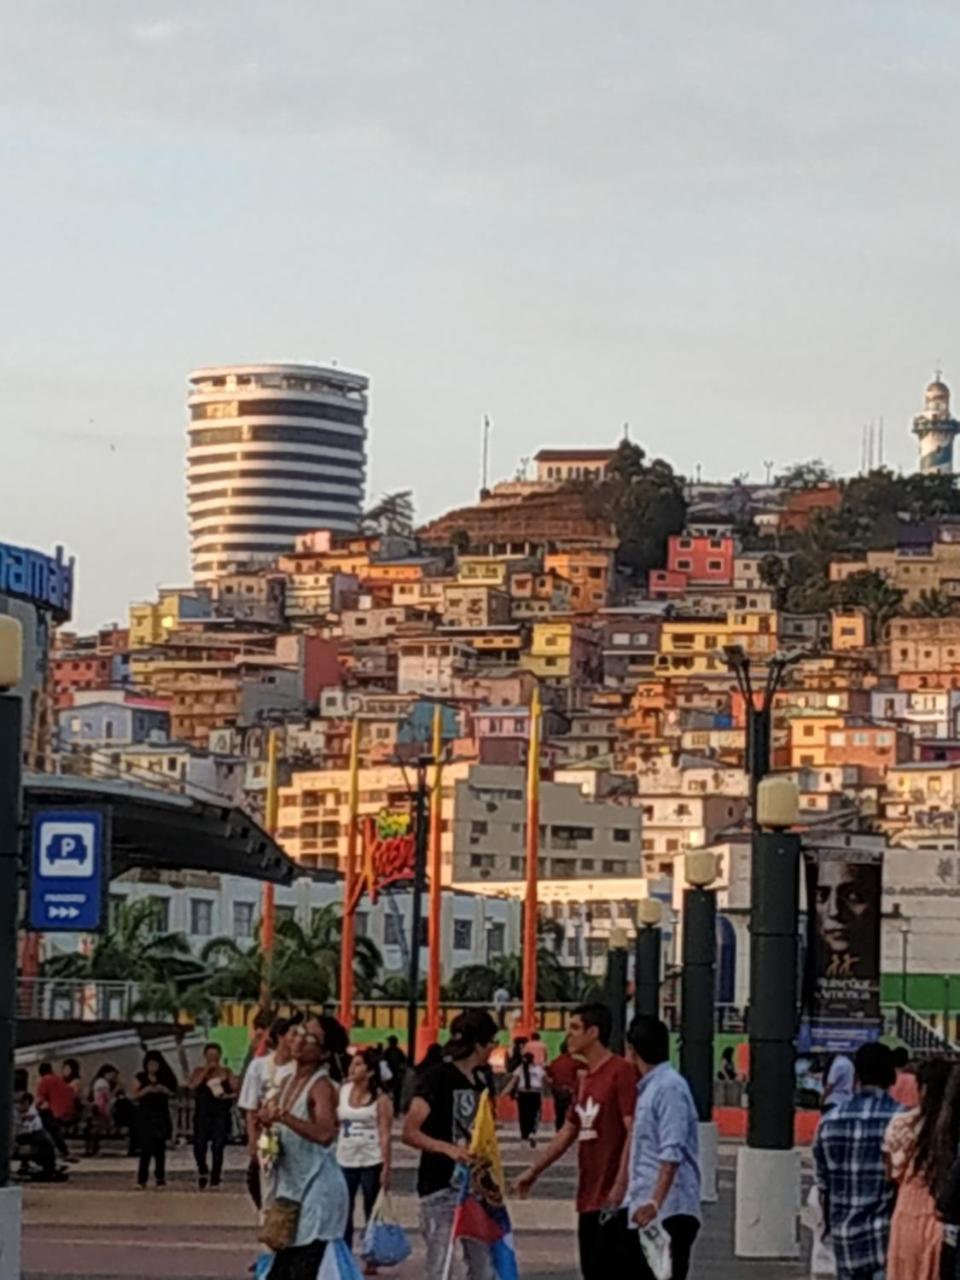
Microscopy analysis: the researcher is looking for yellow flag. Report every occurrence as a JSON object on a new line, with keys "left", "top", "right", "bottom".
{"left": 469, "top": 1090, "right": 505, "bottom": 1195}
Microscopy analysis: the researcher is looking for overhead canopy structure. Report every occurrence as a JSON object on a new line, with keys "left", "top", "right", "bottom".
{"left": 23, "top": 774, "right": 298, "bottom": 885}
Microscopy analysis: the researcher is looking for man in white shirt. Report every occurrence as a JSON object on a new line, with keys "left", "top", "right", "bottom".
{"left": 238, "top": 1015, "right": 300, "bottom": 1208}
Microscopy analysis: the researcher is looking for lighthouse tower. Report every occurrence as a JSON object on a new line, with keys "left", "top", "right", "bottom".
{"left": 913, "top": 374, "right": 960, "bottom": 476}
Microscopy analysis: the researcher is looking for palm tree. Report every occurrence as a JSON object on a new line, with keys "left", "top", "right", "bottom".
{"left": 41, "top": 899, "right": 202, "bottom": 987}
{"left": 129, "top": 978, "right": 220, "bottom": 1079}
{"left": 203, "top": 908, "right": 384, "bottom": 1006}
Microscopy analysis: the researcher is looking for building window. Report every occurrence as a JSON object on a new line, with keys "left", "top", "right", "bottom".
{"left": 146, "top": 896, "right": 170, "bottom": 933}
{"left": 453, "top": 919, "right": 473, "bottom": 951}
{"left": 233, "top": 901, "right": 255, "bottom": 938}
{"left": 384, "top": 915, "right": 404, "bottom": 947}
{"left": 587, "top": 938, "right": 607, "bottom": 958}
{"left": 613, "top": 828, "right": 631, "bottom": 843}
{"left": 190, "top": 898, "right": 214, "bottom": 936}
{"left": 469, "top": 820, "right": 488, "bottom": 844}
{"left": 487, "top": 922, "right": 505, "bottom": 958}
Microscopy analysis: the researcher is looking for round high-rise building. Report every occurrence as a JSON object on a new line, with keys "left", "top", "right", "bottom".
{"left": 187, "top": 362, "right": 368, "bottom": 582}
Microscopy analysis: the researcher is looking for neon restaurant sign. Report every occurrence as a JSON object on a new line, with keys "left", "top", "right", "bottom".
{"left": 346, "top": 809, "right": 417, "bottom": 912}
{"left": 0, "top": 542, "right": 74, "bottom": 622}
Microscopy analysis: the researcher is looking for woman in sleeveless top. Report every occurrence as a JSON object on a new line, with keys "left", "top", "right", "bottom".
{"left": 261, "top": 1024, "right": 349, "bottom": 1280}
{"left": 337, "top": 1049, "right": 394, "bottom": 1261}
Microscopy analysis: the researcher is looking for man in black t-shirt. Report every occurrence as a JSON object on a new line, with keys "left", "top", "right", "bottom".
{"left": 402, "top": 1010, "right": 498, "bottom": 1280}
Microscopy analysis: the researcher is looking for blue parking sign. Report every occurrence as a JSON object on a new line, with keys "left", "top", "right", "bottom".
{"left": 29, "top": 809, "right": 109, "bottom": 932}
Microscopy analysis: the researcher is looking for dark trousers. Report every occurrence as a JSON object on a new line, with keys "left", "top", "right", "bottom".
{"left": 578, "top": 1209, "right": 699, "bottom": 1280}
{"left": 40, "top": 1111, "right": 68, "bottom": 1158}
{"left": 16, "top": 1131, "right": 57, "bottom": 1180}
{"left": 342, "top": 1163, "right": 382, "bottom": 1249}
{"left": 247, "top": 1155, "right": 262, "bottom": 1210}
{"left": 194, "top": 1109, "right": 229, "bottom": 1185}
{"left": 941, "top": 1242, "right": 958, "bottom": 1280}
{"left": 268, "top": 1240, "right": 327, "bottom": 1280}
{"left": 554, "top": 1090, "right": 572, "bottom": 1132}
{"left": 517, "top": 1092, "right": 541, "bottom": 1141}
{"left": 137, "top": 1131, "right": 166, "bottom": 1186}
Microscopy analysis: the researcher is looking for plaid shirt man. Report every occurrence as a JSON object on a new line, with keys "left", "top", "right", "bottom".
{"left": 813, "top": 1087, "right": 901, "bottom": 1279}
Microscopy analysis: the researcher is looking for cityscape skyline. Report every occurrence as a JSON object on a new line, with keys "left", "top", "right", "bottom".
{"left": 6, "top": 1, "right": 960, "bottom": 627}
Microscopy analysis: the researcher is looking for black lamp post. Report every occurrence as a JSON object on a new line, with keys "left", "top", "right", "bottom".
{"left": 405, "top": 756, "right": 432, "bottom": 1067}
{"left": 0, "top": 615, "right": 23, "bottom": 1190}
{"left": 634, "top": 897, "right": 663, "bottom": 1021}
{"left": 605, "top": 927, "right": 629, "bottom": 1054}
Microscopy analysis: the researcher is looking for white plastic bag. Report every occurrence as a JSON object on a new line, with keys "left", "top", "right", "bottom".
{"left": 805, "top": 1184, "right": 837, "bottom": 1277}
{"left": 638, "top": 1221, "right": 672, "bottom": 1280}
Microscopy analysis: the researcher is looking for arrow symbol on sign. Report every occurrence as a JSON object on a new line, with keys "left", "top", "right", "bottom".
{"left": 47, "top": 906, "right": 80, "bottom": 920}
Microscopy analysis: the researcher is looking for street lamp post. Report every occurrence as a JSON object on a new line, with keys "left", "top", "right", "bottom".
{"left": 680, "top": 851, "right": 719, "bottom": 1204}
{"left": 405, "top": 757, "right": 431, "bottom": 1066}
{"left": 634, "top": 897, "right": 663, "bottom": 1021}
{"left": 0, "top": 614, "right": 24, "bottom": 1275}
{"left": 605, "top": 926, "right": 630, "bottom": 1055}
{"left": 725, "top": 645, "right": 806, "bottom": 1261}
{"left": 900, "top": 922, "right": 911, "bottom": 1007}
{"left": 735, "top": 775, "right": 803, "bottom": 1259}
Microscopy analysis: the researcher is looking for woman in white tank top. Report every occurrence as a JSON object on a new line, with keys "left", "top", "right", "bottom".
{"left": 337, "top": 1049, "right": 394, "bottom": 1262}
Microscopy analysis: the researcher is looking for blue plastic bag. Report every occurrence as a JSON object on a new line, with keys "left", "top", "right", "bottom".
{"left": 360, "top": 1194, "right": 412, "bottom": 1269}
{"left": 318, "top": 1239, "right": 365, "bottom": 1280}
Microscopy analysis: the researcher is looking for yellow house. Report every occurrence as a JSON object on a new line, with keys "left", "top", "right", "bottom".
{"left": 128, "top": 588, "right": 211, "bottom": 650}
{"left": 544, "top": 549, "right": 613, "bottom": 612}
{"left": 457, "top": 556, "right": 512, "bottom": 587}
{"left": 787, "top": 711, "right": 845, "bottom": 768}
{"left": 521, "top": 621, "right": 600, "bottom": 682}
{"left": 656, "top": 610, "right": 777, "bottom": 676}
{"left": 831, "top": 608, "right": 870, "bottom": 651}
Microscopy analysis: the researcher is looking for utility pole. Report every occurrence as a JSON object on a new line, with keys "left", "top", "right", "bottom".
{"left": 406, "top": 759, "right": 430, "bottom": 1065}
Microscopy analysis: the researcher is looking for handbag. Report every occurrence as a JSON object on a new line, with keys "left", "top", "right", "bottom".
{"left": 360, "top": 1191, "right": 412, "bottom": 1268}
{"left": 257, "top": 1198, "right": 301, "bottom": 1252}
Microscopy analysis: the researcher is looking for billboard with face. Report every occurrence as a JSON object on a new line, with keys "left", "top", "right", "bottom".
{"left": 802, "top": 845, "right": 883, "bottom": 1052}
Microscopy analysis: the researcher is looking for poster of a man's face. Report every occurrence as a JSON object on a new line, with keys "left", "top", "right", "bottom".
{"left": 815, "top": 858, "right": 879, "bottom": 978}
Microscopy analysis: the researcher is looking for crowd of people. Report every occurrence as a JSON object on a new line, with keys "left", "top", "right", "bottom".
{"left": 814, "top": 1041, "right": 960, "bottom": 1280}
{"left": 23, "top": 1009, "right": 960, "bottom": 1280}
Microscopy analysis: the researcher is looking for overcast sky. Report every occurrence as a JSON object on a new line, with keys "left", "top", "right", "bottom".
{"left": 4, "top": 1, "right": 959, "bottom": 627}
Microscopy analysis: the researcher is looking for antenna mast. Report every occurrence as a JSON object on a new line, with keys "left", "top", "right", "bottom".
{"left": 481, "top": 415, "right": 491, "bottom": 496}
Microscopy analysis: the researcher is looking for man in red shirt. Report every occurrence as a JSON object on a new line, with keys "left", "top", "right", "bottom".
{"left": 35, "top": 1061, "right": 76, "bottom": 1160}
{"left": 546, "top": 1038, "right": 583, "bottom": 1131}
{"left": 514, "top": 1003, "right": 637, "bottom": 1279}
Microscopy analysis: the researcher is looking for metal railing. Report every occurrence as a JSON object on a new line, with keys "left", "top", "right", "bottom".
{"left": 17, "top": 978, "right": 142, "bottom": 1023}
{"left": 889, "top": 1002, "right": 960, "bottom": 1058}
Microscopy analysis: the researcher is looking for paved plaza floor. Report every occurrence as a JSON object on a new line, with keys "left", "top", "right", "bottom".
{"left": 22, "top": 1139, "right": 813, "bottom": 1279}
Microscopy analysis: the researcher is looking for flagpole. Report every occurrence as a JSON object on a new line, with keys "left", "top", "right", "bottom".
{"left": 259, "top": 728, "right": 279, "bottom": 1014}
{"left": 521, "top": 686, "right": 542, "bottom": 1037}
{"left": 338, "top": 718, "right": 361, "bottom": 1030}
{"left": 423, "top": 703, "right": 444, "bottom": 1054}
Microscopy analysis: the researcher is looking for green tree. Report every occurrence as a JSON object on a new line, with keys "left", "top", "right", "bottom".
{"left": 905, "top": 589, "right": 956, "bottom": 618}
{"left": 362, "top": 490, "right": 415, "bottom": 537}
{"left": 775, "top": 459, "right": 835, "bottom": 489}
{"left": 204, "top": 908, "right": 384, "bottom": 1005}
{"left": 41, "top": 899, "right": 203, "bottom": 986}
{"left": 583, "top": 441, "right": 686, "bottom": 580}
{"left": 834, "top": 570, "right": 905, "bottom": 633}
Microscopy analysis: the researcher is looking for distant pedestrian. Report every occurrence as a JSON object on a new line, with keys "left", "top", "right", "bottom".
{"left": 823, "top": 1052, "right": 856, "bottom": 1113}
{"left": 890, "top": 1046, "right": 921, "bottom": 1109}
{"left": 337, "top": 1048, "right": 393, "bottom": 1257}
{"left": 383, "top": 1035, "right": 407, "bottom": 1115}
{"left": 884, "top": 1057, "right": 951, "bottom": 1280}
{"left": 508, "top": 1052, "right": 545, "bottom": 1147}
{"left": 717, "top": 1046, "right": 737, "bottom": 1082}
{"left": 514, "top": 1003, "right": 637, "bottom": 1280}
{"left": 527, "top": 1032, "right": 548, "bottom": 1068}
{"left": 132, "top": 1051, "right": 177, "bottom": 1189}
{"left": 35, "top": 1062, "right": 75, "bottom": 1161}
{"left": 813, "top": 1042, "right": 900, "bottom": 1280}
{"left": 623, "top": 1015, "right": 701, "bottom": 1279}
{"left": 493, "top": 985, "right": 510, "bottom": 1029}
{"left": 546, "top": 1038, "right": 581, "bottom": 1132}
{"left": 190, "top": 1042, "right": 237, "bottom": 1190}
{"left": 86, "top": 1063, "right": 121, "bottom": 1156}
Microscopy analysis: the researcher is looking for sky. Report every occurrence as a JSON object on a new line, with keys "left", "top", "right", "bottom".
{"left": 3, "top": 0, "right": 960, "bottom": 628}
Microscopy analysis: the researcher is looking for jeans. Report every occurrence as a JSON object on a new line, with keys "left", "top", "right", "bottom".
{"left": 194, "top": 1108, "right": 230, "bottom": 1186}
{"left": 420, "top": 1187, "right": 493, "bottom": 1280}
{"left": 40, "top": 1111, "right": 69, "bottom": 1158}
{"left": 137, "top": 1131, "right": 166, "bottom": 1186}
{"left": 517, "top": 1092, "right": 541, "bottom": 1141}
{"left": 342, "top": 1163, "right": 382, "bottom": 1249}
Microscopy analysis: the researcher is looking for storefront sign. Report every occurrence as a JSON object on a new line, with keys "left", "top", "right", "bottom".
{"left": 0, "top": 542, "right": 74, "bottom": 621}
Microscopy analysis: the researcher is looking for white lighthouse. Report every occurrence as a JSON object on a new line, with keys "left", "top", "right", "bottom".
{"left": 913, "top": 374, "right": 960, "bottom": 476}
